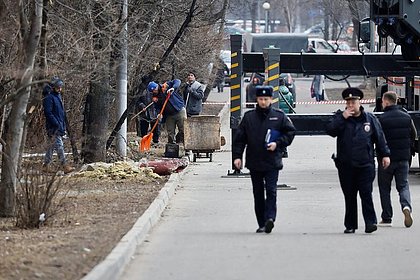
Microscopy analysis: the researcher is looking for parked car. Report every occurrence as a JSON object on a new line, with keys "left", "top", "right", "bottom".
{"left": 308, "top": 38, "right": 335, "bottom": 53}
{"left": 327, "top": 40, "right": 357, "bottom": 53}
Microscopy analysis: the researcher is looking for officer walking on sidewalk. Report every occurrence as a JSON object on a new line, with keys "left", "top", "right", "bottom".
{"left": 326, "top": 87, "right": 391, "bottom": 234}
{"left": 232, "top": 86, "right": 296, "bottom": 234}
{"left": 377, "top": 91, "right": 415, "bottom": 227}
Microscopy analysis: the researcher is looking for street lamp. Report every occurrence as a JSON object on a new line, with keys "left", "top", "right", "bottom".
{"left": 262, "top": 2, "right": 270, "bottom": 33}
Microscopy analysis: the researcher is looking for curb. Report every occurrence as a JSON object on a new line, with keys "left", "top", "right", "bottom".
{"left": 81, "top": 171, "right": 185, "bottom": 280}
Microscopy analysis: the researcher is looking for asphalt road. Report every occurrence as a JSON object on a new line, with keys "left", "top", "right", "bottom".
{"left": 119, "top": 86, "right": 420, "bottom": 280}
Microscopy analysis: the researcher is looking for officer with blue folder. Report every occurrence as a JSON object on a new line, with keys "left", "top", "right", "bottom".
{"left": 232, "top": 86, "right": 296, "bottom": 233}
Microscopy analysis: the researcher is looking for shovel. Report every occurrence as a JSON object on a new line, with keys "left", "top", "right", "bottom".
{"left": 140, "top": 89, "right": 173, "bottom": 152}
{"left": 130, "top": 101, "right": 154, "bottom": 121}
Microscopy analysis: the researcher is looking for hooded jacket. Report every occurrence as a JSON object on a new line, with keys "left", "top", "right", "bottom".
{"left": 43, "top": 90, "right": 66, "bottom": 136}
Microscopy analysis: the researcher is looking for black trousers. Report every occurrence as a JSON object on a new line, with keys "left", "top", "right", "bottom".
{"left": 337, "top": 164, "right": 377, "bottom": 229}
{"left": 250, "top": 169, "right": 279, "bottom": 228}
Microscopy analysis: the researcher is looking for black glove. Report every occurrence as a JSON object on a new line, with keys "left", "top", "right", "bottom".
{"left": 138, "top": 103, "right": 146, "bottom": 111}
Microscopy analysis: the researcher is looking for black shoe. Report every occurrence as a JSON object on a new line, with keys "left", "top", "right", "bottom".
{"left": 264, "top": 219, "right": 274, "bottom": 234}
{"left": 256, "top": 227, "right": 265, "bottom": 233}
{"left": 378, "top": 220, "right": 392, "bottom": 227}
{"left": 365, "top": 224, "right": 377, "bottom": 233}
{"left": 344, "top": 228, "right": 355, "bottom": 234}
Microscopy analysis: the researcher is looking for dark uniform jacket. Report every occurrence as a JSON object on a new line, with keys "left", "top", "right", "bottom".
{"left": 378, "top": 105, "right": 417, "bottom": 162}
{"left": 233, "top": 105, "right": 296, "bottom": 171}
{"left": 326, "top": 107, "right": 391, "bottom": 168}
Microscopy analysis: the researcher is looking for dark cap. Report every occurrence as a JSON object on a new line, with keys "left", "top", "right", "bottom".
{"left": 52, "top": 78, "right": 64, "bottom": 88}
{"left": 342, "top": 87, "right": 364, "bottom": 100}
{"left": 255, "top": 85, "right": 273, "bottom": 97}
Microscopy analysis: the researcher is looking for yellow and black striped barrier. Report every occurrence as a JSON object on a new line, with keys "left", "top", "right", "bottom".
{"left": 230, "top": 35, "right": 243, "bottom": 130}
{"left": 263, "top": 48, "right": 280, "bottom": 108}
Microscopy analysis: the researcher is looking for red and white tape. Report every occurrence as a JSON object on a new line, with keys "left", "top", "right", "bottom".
{"left": 203, "top": 102, "right": 229, "bottom": 105}
{"left": 295, "top": 99, "right": 376, "bottom": 105}
{"left": 204, "top": 100, "right": 376, "bottom": 106}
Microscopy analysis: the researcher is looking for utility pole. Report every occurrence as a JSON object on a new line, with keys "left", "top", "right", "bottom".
{"left": 116, "top": 0, "right": 128, "bottom": 158}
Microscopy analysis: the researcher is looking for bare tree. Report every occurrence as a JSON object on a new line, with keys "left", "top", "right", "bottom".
{"left": 0, "top": 0, "right": 43, "bottom": 217}
{"left": 106, "top": 0, "right": 199, "bottom": 150}
{"left": 0, "top": 0, "right": 229, "bottom": 198}
{"left": 347, "top": 0, "right": 369, "bottom": 46}
{"left": 268, "top": 0, "right": 302, "bottom": 32}
{"left": 80, "top": 1, "right": 114, "bottom": 163}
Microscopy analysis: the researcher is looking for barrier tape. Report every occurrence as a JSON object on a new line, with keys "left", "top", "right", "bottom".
{"left": 204, "top": 99, "right": 376, "bottom": 106}
{"left": 204, "top": 102, "right": 229, "bottom": 105}
{"left": 294, "top": 99, "right": 376, "bottom": 105}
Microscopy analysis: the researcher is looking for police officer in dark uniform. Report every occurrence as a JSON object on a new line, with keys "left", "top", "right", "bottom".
{"left": 232, "top": 86, "right": 296, "bottom": 234}
{"left": 326, "top": 88, "right": 391, "bottom": 234}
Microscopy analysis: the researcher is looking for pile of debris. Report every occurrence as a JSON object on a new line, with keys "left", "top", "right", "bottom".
{"left": 75, "top": 161, "right": 161, "bottom": 180}
{"left": 75, "top": 158, "right": 189, "bottom": 179}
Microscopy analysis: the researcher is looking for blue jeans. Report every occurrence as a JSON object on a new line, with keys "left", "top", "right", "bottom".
{"left": 378, "top": 160, "right": 412, "bottom": 222}
{"left": 250, "top": 170, "right": 279, "bottom": 228}
{"left": 44, "top": 135, "right": 66, "bottom": 165}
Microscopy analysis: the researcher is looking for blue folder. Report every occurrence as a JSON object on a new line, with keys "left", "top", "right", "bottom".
{"left": 265, "top": 129, "right": 282, "bottom": 147}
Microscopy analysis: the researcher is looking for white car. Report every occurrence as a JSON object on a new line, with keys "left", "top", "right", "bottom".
{"left": 308, "top": 38, "right": 335, "bottom": 53}
{"left": 328, "top": 40, "right": 357, "bottom": 53}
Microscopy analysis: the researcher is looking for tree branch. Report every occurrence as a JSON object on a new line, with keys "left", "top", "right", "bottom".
{"left": 106, "top": 0, "right": 197, "bottom": 150}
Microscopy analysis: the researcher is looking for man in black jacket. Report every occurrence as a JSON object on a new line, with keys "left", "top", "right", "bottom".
{"left": 136, "top": 90, "right": 160, "bottom": 144}
{"left": 377, "top": 91, "right": 416, "bottom": 227}
{"left": 326, "top": 87, "right": 391, "bottom": 234}
{"left": 232, "top": 86, "right": 296, "bottom": 234}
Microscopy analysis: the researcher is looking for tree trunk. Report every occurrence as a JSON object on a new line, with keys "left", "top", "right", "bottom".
{"left": 81, "top": 2, "right": 111, "bottom": 163}
{"left": 283, "top": 8, "right": 290, "bottom": 32}
{"left": 0, "top": 0, "right": 43, "bottom": 217}
{"left": 251, "top": 1, "right": 257, "bottom": 33}
{"left": 324, "top": 14, "right": 330, "bottom": 40}
{"left": 81, "top": 76, "right": 110, "bottom": 163}
{"left": 347, "top": 0, "right": 362, "bottom": 47}
{"left": 332, "top": 22, "right": 338, "bottom": 40}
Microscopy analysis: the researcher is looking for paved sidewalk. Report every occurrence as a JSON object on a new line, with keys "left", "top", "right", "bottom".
{"left": 119, "top": 134, "right": 420, "bottom": 280}
{"left": 85, "top": 87, "right": 420, "bottom": 280}
{"left": 118, "top": 91, "right": 420, "bottom": 280}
